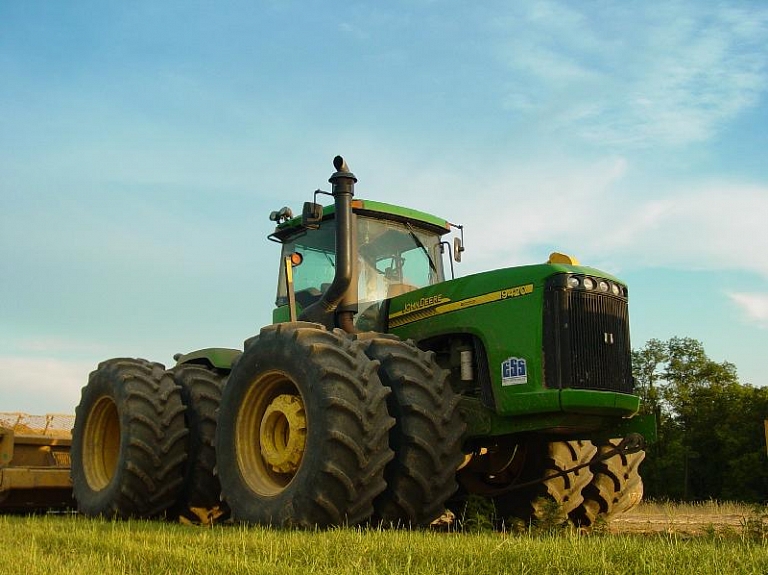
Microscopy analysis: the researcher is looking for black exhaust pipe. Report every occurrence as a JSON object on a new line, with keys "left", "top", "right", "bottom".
{"left": 298, "top": 156, "right": 357, "bottom": 331}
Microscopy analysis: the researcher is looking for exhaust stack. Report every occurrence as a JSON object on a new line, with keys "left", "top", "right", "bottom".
{"left": 298, "top": 156, "right": 357, "bottom": 331}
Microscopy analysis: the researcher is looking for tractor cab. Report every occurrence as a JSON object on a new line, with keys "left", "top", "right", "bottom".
{"left": 272, "top": 200, "right": 451, "bottom": 331}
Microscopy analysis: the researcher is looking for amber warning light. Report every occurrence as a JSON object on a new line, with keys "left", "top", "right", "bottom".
{"left": 289, "top": 252, "right": 303, "bottom": 267}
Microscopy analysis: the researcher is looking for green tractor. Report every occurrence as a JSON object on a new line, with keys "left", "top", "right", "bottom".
{"left": 70, "top": 156, "right": 654, "bottom": 527}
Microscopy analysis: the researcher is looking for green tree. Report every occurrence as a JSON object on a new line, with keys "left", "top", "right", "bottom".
{"left": 632, "top": 337, "right": 767, "bottom": 501}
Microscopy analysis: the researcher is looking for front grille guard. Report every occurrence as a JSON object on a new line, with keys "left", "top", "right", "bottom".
{"left": 543, "top": 275, "right": 634, "bottom": 394}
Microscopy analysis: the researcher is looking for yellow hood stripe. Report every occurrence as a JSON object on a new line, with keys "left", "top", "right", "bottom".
{"left": 388, "top": 283, "right": 534, "bottom": 328}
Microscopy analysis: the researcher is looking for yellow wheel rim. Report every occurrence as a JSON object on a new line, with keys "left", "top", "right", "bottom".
{"left": 82, "top": 396, "right": 121, "bottom": 491}
{"left": 236, "top": 371, "right": 307, "bottom": 496}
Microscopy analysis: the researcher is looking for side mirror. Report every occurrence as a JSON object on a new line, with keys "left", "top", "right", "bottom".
{"left": 302, "top": 202, "right": 323, "bottom": 229}
{"left": 453, "top": 237, "right": 464, "bottom": 262}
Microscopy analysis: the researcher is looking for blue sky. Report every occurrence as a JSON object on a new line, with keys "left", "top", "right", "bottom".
{"left": 1, "top": 1, "right": 766, "bottom": 413}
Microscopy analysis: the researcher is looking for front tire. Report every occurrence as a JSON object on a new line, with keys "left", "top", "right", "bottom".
{"left": 357, "top": 335, "right": 465, "bottom": 526}
{"left": 71, "top": 358, "right": 188, "bottom": 518}
{"left": 493, "top": 439, "right": 596, "bottom": 525}
{"left": 216, "top": 323, "right": 394, "bottom": 527}
{"left": 573, "top": 439, "right": 645, "bottom": 526}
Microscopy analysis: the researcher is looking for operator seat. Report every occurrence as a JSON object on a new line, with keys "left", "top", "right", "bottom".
{"left": 387, "top": 283, "right": 418, "bottom": 298}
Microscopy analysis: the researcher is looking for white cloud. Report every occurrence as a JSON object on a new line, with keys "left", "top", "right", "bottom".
{"left": 366, "top": 150, "right": 768, "bottom": 282}
{"left": 597, "top": 183, "right": 768, "bottom": 278}
{"left": 493, "top": 1, "right": 768, "bottom": 147}
{"left": 728, "top": 292, "right": 768, "bottom": 328}
{"left": 370, "top": 153, "right": 631, "bottom": 271}
{"left": 0, "top": 357, "right": 90, "bottom": 414}
{"left": 338, "top": 22, "right": 369, "bottom": 40}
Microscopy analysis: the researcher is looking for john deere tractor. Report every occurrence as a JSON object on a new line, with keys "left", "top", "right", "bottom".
{"left": 70, "top": 156, "right": 655, "bottom": 527}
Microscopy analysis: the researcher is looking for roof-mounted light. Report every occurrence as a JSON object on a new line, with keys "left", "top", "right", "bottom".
{"left": 269, "top": 206, "right": 294, "bottom": 223}
{"left": 548, "top": 252, "right": 581, "bottom": 265}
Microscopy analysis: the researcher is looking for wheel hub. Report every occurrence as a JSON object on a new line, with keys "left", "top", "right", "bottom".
{"left": 259, "top": 394, "right": 306, "bottom": 475}
{"left": 82, "top": 395, "right": 121, "bottom": 491}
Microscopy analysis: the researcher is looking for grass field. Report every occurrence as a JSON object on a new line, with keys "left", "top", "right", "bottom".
{"left": 1, "top": 502, "right": 767, "bottom": 575}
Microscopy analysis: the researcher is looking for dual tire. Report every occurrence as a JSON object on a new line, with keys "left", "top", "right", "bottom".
{"left": 572, "top": 439, "right": 645, "bottom": 525}
{"left": 214, "top": 325, "right": 466, "bottom": 527}
{"left": 492, "top": 439, "right": 596, "bottom": 524}
{"left": 71, "top": 359, "right": 187, "bottom": 518}
{"left": 72, "top": 359, "right": 227, "bottom": 520}
{"left": 215, "top": 323, "right": 395, "bottom": 527}
{"left": 492, "top": 439, "right": 644, "bottom": 527}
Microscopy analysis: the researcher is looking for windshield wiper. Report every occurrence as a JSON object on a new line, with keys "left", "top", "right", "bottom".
{"left": 406, "top": 223, "right": 437, "bottom": 274}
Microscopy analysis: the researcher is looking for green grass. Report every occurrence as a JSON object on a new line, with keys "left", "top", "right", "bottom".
{"left": 1, "top": 513, "right": 767, "bottom": 575}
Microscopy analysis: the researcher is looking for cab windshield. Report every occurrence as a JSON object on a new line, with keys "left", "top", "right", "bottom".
{"left": 275, "top": 215, "right": 444, "bottom": 309}
{"left": 357, "top": 216, "right": 443, "bottom": 302}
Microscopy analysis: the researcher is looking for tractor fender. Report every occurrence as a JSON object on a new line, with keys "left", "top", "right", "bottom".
{"left": 173, "top": 347, "right": 242, "bottom": 372}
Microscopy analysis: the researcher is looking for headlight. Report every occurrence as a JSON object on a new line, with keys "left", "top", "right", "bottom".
{"left": 559, "top": 274, "right": 627, "bottom": 297}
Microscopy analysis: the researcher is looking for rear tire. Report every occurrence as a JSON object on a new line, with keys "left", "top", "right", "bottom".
{"left": 216, "top": 322, "right": 394, "bottom": 527}
{"left": 71, "top": 358, "right": 188, "bottom": 518}
{"left": 573, "top": 439, "right": 645, "bottom": 526}
{"left": 169, "top": 363, "right": 228, "bottom": 522}
{"left": 357, "top": 335, "right": 465, "bottom": 526}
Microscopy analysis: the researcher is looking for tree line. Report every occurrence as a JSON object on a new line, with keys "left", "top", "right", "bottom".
{"left": 633, "top": 337, "right": 768, "bottom": 502}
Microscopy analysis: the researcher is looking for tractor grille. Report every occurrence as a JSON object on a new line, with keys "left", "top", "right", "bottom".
{"left": 543, "top": 275, "right": 633, "bottom": 393}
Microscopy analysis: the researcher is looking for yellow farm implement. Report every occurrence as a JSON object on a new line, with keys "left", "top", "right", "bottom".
{"left": 0, "top": 413, "right": 74, "bottom": 512}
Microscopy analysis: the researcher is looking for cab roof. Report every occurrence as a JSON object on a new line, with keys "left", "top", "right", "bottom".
{"left": 272, "top": 199, "right": 452, "bottom": 242}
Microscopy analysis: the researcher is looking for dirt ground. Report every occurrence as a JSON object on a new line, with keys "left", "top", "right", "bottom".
{"left": 609, "top": 502, "right": 749, "bottom": 535}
